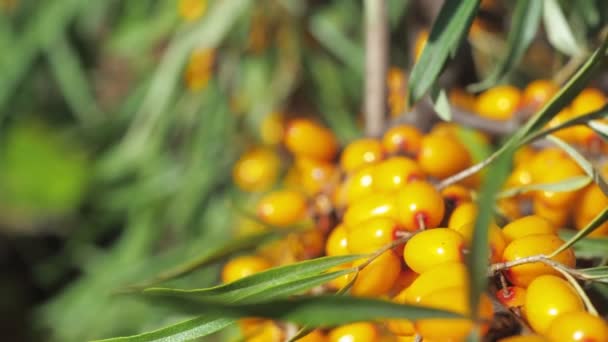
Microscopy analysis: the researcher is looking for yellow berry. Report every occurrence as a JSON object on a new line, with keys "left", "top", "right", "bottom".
{"left": 245, "top": 320, "right": 283, "bottom": 342}
{"left": 373, "top": 157, "right": 425, "bottom": 192}
{"left": 328, "top": 323, "right": 379, "bottom": 342}
{"left": 179, "top": 0, "right": 207, "bottom": 21}
{"left": 298, "top": 330, "right": 328, "bottom": 342}
{"left": 284, "top": 118, "right": 338, "bottom": 161}
{"left": 341, "top": 138, "right": 385, "bottom": 173}
{"left": 382, "top": 125, "right": 423, "bottom": 157}
{"left": 260, "top": 112, "right": 284, "bottom": 146}
{"left": 496, "top": 286, "right": 527, "bottom": 308}
{"left": 233, "top": 147, "right": 280, "bottom": 192}
{"left": 343, "top": 192, "right": 398, "bottom": 228}
{"left": 524, "top": 275, "right": 584, "bottom": 334}
{"left": 343, "top": 165, "right": 376, "bottom": 205}
{"left": 441, "top": 184, "right": 473, "bottom": 208}
{"left": 221, "top": 255, "right": 272, "bottom": 283}
{"left": 386, "top": 289, "right": 416, "bottom": 336}
{"left": 400, "top": 261, "right": 468, "bottom": 303}
{"left": 498, "top": 336, "right": 548, "bottom": 342}
{"left": 257, "top": 190, "right": 308, "bottom": 227}
{"left": 414, "top": 30, "right": 429, "bottom": 62}
{"left": 522, "top": 80, "right": 559, "bottom": 110}
{"left": 351, "top": 251, "right": 401, "bottom": 296}
{"left": 450, "top": 222, "right": 507, "bottom": 263}
{"left": 396, "top": 181, "right": 445, "bottom": 231}
{"left": 574, "top": 184, "right": 608, "bottom": 237}
{"left": 532, "top": 198, "right": 570, "bottom": 228}
{"left": 533, "top": 158, "right": 584, "bottom": 208}
{"left": 347, "top": 217, "right": 401, "bottom": 254}
{"left": 447, "top": 202, "right": 478, "bottom": 231}
{"left": 418, "top": 133, "right": 472, "bottom": 179}
{"left": 403, "top": 228, "right": 465, "bottom": 274}
{"left": 546, "top": 311, "right": 608, "bottom": 342}
{"left": 502, "top": 215, "right": 556, "bottom": 243}
{"left": 296, "top": 157, "right": 338, "bottom": 196}
{"left": 476, "top": 85, "right": 522, "bottom": 121}
{"left": 326, "top": 225, "right": 350, "bottom": 256}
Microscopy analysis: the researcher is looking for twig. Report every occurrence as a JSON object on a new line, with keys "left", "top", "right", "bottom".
{"left": 364, "top": 0, "right": 388, "bottom": 137}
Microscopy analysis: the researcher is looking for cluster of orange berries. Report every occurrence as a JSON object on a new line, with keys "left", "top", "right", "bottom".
{"left": 226, "top": 109, "right": 608, "bottom": 341}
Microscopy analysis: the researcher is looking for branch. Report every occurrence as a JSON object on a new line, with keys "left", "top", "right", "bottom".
{"left": 364, "top": 0, "right": 388, "bottom": 137}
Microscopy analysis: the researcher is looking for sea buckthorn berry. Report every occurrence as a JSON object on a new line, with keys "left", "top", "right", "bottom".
{"left": 246, "top": 320, "right": 284, "bottom": 342}
{"left": 387, "top": 67, "right": 407, "bottom": 93}
{"left": 326, "top": 263, "right": 354, "bottom": 290}
{"left": 298, "top": 330, "right": 328, "bottom": 342}
{"left": 450, "top": 222, "right": 506, "bottom": 263}
{"left": 414, "top": 30, "right": 429, "bottom": 62}
{"left": 498, "top": 336, "right": 548, "bottom": 342}
{"left": 233, "top": 147, "right": 280, "bottom": 192}
{"left": 388, "top": 92, "right": 408, "bottom": 118}
{"left": 476, "top": 85, "right": 522, "bottom": 121}
{"left": 221, "top": 255, "right": 272, "bottom": 283}
{"left": 524, "top": 275, "right": 584, "bottom": 334}
{"left": 546, "top": 311, "right": 608, "bottom": 342}
{"left": 546, "top": 107, "right": 579, "bottom": 143}
{"left": 575, "top": 184, "right": 608, "bottom": 237}
{"left": 415, "top": 286, "right": 493, "bottom": 341}
{"left": 393, "top": 267, "right": 419, "bottom": 290}
{"left": 418, "top": 133, "right": 472, "bottom": 180}
{"left": 514, "top": 146, "right": 536, "bottom": 166}
{"left": 381, "top": 125, "right": 423, "bottom": 157}
{"left": 403, "top": 228, "right": 465, "bottom": 274}
{"left": 260, "top": 112, "right": 284, "bottom": 146}
{"left": 502, "top": 215, "right": 556, "bottom": 243}
{"left": 340, "top": 138, "right": 384, "bottom": 173}
{"left": 328, "top": 322, "right": 379, "bottom": 342}
{"left": 571, "top": 87, "right": 606, "bottom": 116}
{"left": 326, "top": 225, "right": 350, "bottom": 256}
{"left": 257, "top": 190, "right": 308, "bottom": 227}
{"left": 184, "top": 48, "right": 214, "bottom": 90}
{"left": 532, "top": 198, "right": 569, "bottom": 228}
{"left": 373, "top": 157, "right": 425, "bottom": 192}
{"left": 179, "top": 0, "right": 207, "bottom": 21}
{"left": 502, "top": 234, "right": 575, "bottom": 287}
{"left": 528, "top": 148, "right": 568, "bottom": 181}
{"left": 343, "top": 165, "right": 376, "bottom": 205}
{"left": 498, "top": 197, "right": 523, "bottom": 221}
{"left": 449, "top": 88, "right": 477, "bottom": 112}
{"left": 496, "top": 286, "right": 526, "bottom": 308}
{"left": 347, "top": 217, "right": 402, "bottom": 254}
{"left": 396, "top": 181, "right": 445, "bottom": 230}
{"left": 441, "top": 184, "right": 473, "bottom": 208}
{"left": 400, "top": 261, "right": 468, "bottom": 303}
{"left": 447, "top": 202, "right": 477, "bottom": 230}
{"left": 386, "top": 289, "right": 416, "bottom": 336}
{"left": 296, "top": 158, "right": 338, "bottom": 196}
{"left": 506, "top": 163, "right": 534, "bottom": 191}
{"left": 351, "top": 250, "right": 401, "bottom": 296}
{"left": 522, "top": 79, "right": 559, "bottom": 110}
{"left": 533, "top": 158, "right": 584, "bottom": 208}
{"left": 343, "top": 192, "right": 398, "bottom": 227}
{"left": 284, "top": 118, "right": 338, "bottom": 161}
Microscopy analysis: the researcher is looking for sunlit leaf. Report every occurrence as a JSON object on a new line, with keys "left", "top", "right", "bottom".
{"left": 559, "top": 229, "right": 608, "bottom": 258}
{"left": 580, "top": 266, "right": 608, "bottom": 283}
{"left": 588, "top": 120, "right": 608, "bottom": 142}
{"left": 543, "top": 0, "right": 584, "bottom": 56}
{"left": 497, "top": 176, "right": 591, "bottom": 199}
{"left": 430, "top": 87, "right": 452, "bottom": 121}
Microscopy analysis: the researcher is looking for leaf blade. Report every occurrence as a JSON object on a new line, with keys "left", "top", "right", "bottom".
{"left": 543, "top": 0, "right": 584, "bottom": 56}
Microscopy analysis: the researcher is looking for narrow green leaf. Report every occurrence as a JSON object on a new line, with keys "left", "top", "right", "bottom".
{"left": 141, "top": 295, "right": 463, "bottom": 327}
{"left": 543, "top": 0, "right": 584, "bottom": 56}
{"left": 144, "top": 255, "right": 363, "bottom": 303}
{"left": 408, "top": 0, "right": 480, "bottom": 105}
{"left": 588, "top": 120, "right": 608, "bottom": 142}
{"left": 430, "top": 87, "right": 452, "bottom": 121}
{"left": 469, "top": 0, "right": 542, "bottom": 91}
{"left": 309, "top": 13, "right": 364, "bottom": 74}
{"left": 551, "top": 208, "right": 608, "bottom": 257}
{"left": 546, "top": 135, "right": 608, "bottom": 195}
{"left": 123, "top": 231, "right": 283, "bottom": 290}
{"left": 497, "top": 176, "right": 591, "bottom": 199}
{"left": 387, "top": 0, "right": 410, "bottom": 29}
{"left": 91, "top": 315, "right": 234, "bottom": 342}
{"left": 580, "top": 266, "right": 608, "bottom": 282}
{"left": 559, "top": 229, "right": 608, "bottom": 258}
{"left": 575, "top": 0, "right": 600, "bottom": 27}
{"left": 468, "top": 150, "right": 514, "bottom": 319}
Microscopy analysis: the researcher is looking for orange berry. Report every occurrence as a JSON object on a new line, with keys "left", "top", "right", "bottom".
{"left": 221, "top": 255, "right": 272, "bottom": 283}
{"left": 502, "top": 215, "right": 556, "bottom": 243}
{"left": 571, "top": 88, "right": 606, "bottom": 116}
{"left": 449, "top": 222, "right": 507, "bottom": 263}
{"left": 326, "top": 225, "right": 350, "bottom": 256}
{"left": 414, "top": 30, "right": 429, "bottom": 62}
{"left": 341, "top": 138, "right": 384, "bottom": 173}
{"left": 449, "top": 88, "right": 477, "bottom": 112}
{"left": 476, "top": 85, "right": 522, "bottom": 121}
{"left": 343, "top": 192, "right": 398, "bottom": 227}
{"left": 522, "top": 80, "right": 559, "bottom": 110}
{"left": 351, "top": 250, "right": 401, "bottom": 296}
{"left": 296, "top": 157, "right": 338, "bottom": 196}
{"left": 528, "top": 148, "right": 568, "bottom": 181}
{"left": 546, "top": 311, "right": 608, "bottom": 342}
{"left": 373, "top": 157, "right": 425, "bottom": 192}
{"left": 524, "top": 275, "right": 584, "bottom": 334}
{"left": 347, "top": 217, "right": 402, "bottom": 254}
{"left": 498, "top": 336, "right": 548, "bottom": 342}
{"left": 326, "top": 263, "right": 354, "bottom": 290}
{"left": 328, "top": 323, "right": 379, "bottom": 342}
{"left": 386, "top": 289, "right": 416, "bottom": 336}
{"left": 496, "top": 286, "right": 527, "bottom": 308}
{"left": 245, "top": 320, "right": 283, "bottom": 342}
{"left": 498, "top": 197, "right": 523, "bottom": 221}
{"left": 502, "top": 234, "right": 576, "bottom": 287}
{"left": 343, "top": 164, "right": 376, "bottom": 205}
{"left": 533, "top": 157, "right": 584, "bottom": 208}
{"left": 441, "top": 184, "right": 473, "bottom": 208}
{"left": 574, "top": 184, "right": 608, "bottom": 237}
{"left": 447, "top": 202, "right": 477, "bottom": 230}
{"left": 400, "top": 261, "right": 468, "bottom": 303}
{"left": 260, "top": 112, "right": 284, "bottom": 146}
{"left": 387, "top": 67, "right": 407, "bottom": 93}
{"left": 415, "top": 286, "right": 493, "bottom": 341}
{"left": 298, "top": 330, "right": 328, "bottom": 342}
{"left": 381, "top": 125, "right": 423, "bottom": 157}
{"left": 532, "top": 198, "right": 570, "bottom": 228}
{"left": 184, "top": 48, "right": 214, "bottom": 90}
{"left": 257, "top": 190, "right": 308, "bottom": 227}
{"left": 233, "top": 147, "right": 280, "bottom": 192}
{"left": 396, "top": 181, "right": 445, "bottom": 230}
{"left": 514, "top": 146, "right": 536, "bottom": 166}
{"left": 284, "top": 118, "right": 338, "bottom": 161}
{"left": 546, "top": 107, "right": 579, "bottom": 143}
{"left": 418, "top": 133, "right": 472, "bottom": 179}
{"left": 403, "top": 228, "right": 465, "bottom": 274}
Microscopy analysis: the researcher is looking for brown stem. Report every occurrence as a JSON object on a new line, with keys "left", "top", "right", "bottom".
{"left": 364, "top": 0, "right": 388, "bottom": 137}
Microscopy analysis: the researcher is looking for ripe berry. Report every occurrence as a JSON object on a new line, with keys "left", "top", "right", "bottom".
{"left": 351, "top": 250, "right": 401, "bottom": 296}
{"left": 340, "top": 138, "right": 384, "bottom": 173}
{"left": 441, "top": 184, "right": 473, "bottom": 208}
{"left": 498, "top": 336, "right": 548, "bottom": 342}
{"left": 449, "top": 88, "right": 477, "bottom": 112}
{"left": 447, "top": 202, "right": 478, "bottom": 230}
{"left": 284, "top": 118, "right": 338, "bottom": 161}
{"left": 245, "top": 320, "right": 284, "bottom": 342}
{"left": 522, "top": 79, "right": 558, "bottom": 110}
{"left": 400, "top": 261, "right": 468, "bottom": 303}
{"left": 260, "top": 112, "right": 284, "bottom": 146}
{"left": 257, "top": 190, "right": 308, "bottom": 227}
{"left": 328, "top": 322, "right": 379, "bottom": 342}
{"left": 296, "top": 157, "right": 338, "bottom": 196}
{"left": 346, "top": 217, "right": 402, "bottom": 254}
{"left": 386, "top": 288, "right": 416, "bottom": 336}
{"left": 372, "top": 156, "right": 425, "bottom": 192}
{"left": 533, "top": 157, "right": 584, "bottom": 208}
{"left": 233, "top": 147, "right": 280, "bottom": 192}
{"left": 449, "top": 222, "right": 507, "bottom": 263}
{"left": 179, "top": 0, "right": 207, "bottom": 21}
{"left": 524, "top": 275, "right": 584, "bottom": 334}
{"left": 415, "top": 286, "right": 493, "bottom": 341}
{"left": 413, "top": 30, "right": 428, "bottom": 62}
{"left": 502, "top": 234, "right": 575, "bottom": 287}
{"left": 221, "top": 255, "right": 272, "bottom": 283}
{"left": 502, "top": 215, "right": 556, "bottom": 243}
{"left": 496, "top": 286, "right": 526, "bottom": 308}
{"left": 418, "top": 133, "right": 472, "bottom": 180}
{"left": 476, "top": 85, "right": 522, "bottom": 121}
{"left": 532, "top": 198, "right": 569, "bottom": 228}
{"left": 381, "top": 124, "right": 423, "bottom": 157}
{"left": 343, "top": 164, "right": 376, "bottom": 205}
{"left": 396, "top": 181, "right": 445, "bottom": 230}
{"left": 325, "top": 225, "right": 350, "bottom": 256}
{"left": 297, "top": 330, "right": 328, "bottom": 342}
{"left": 546, "top": 311, "right": 608, "bottom": 342}
{"left": 343, "top": 192, "right": 398, "bottom": 228}
{"left": 403, "top": 228, "right": 465, "bottom": 274}
{"left": 574, "top": 184, "right": 608, "bottom": 237}
{"left": 546, "top": 107, "right": 579, "bottom": 143}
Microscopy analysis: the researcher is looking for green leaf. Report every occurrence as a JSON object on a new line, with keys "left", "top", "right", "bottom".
{"left": 468, "top": 0, "right": 542, "bottom": 91}
{"left": 588, "top": 120, "right": 608, "bottom": 142}
{"left": 144, "top": 255, "right": 363, "bottom": 303}
{"left": 430, "top": 87, "right": 452, "bottom": 121}
{"left": 574, "top": 0, "right": 600, "bottom": 27}
{"left": 580, "top": 266, "right": 608, "bottom": 282}
{"left": 387, "top": 0, "right": 410, "bottom": 29}
{"left": 141, "top": 295, "right": 463, "bottom": 327}
{"left": 497, "top": 175, "right": 591, "bottom": 199}
{"left": 468, "top": 150, "right": 514, "bottom": 319}
{"left": 91, "top": 315, "right": 234, "bottom": 342}
{"left": 408, "top": 0, "right": 480, "bottom": 105}
{"left": 546, "top": 135, "right": 608, "bottom": 195}
{"left": 551, "top": 208, "right": 608, "bottom": 257}
{"left": 558, "top": 229, "right": 608, "bottom": 258}
{"left": 123, "top": 231, "right": 284, "bottom": 290}
{"left": 543, "top": 0, "right": 584, "bottom": 56}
